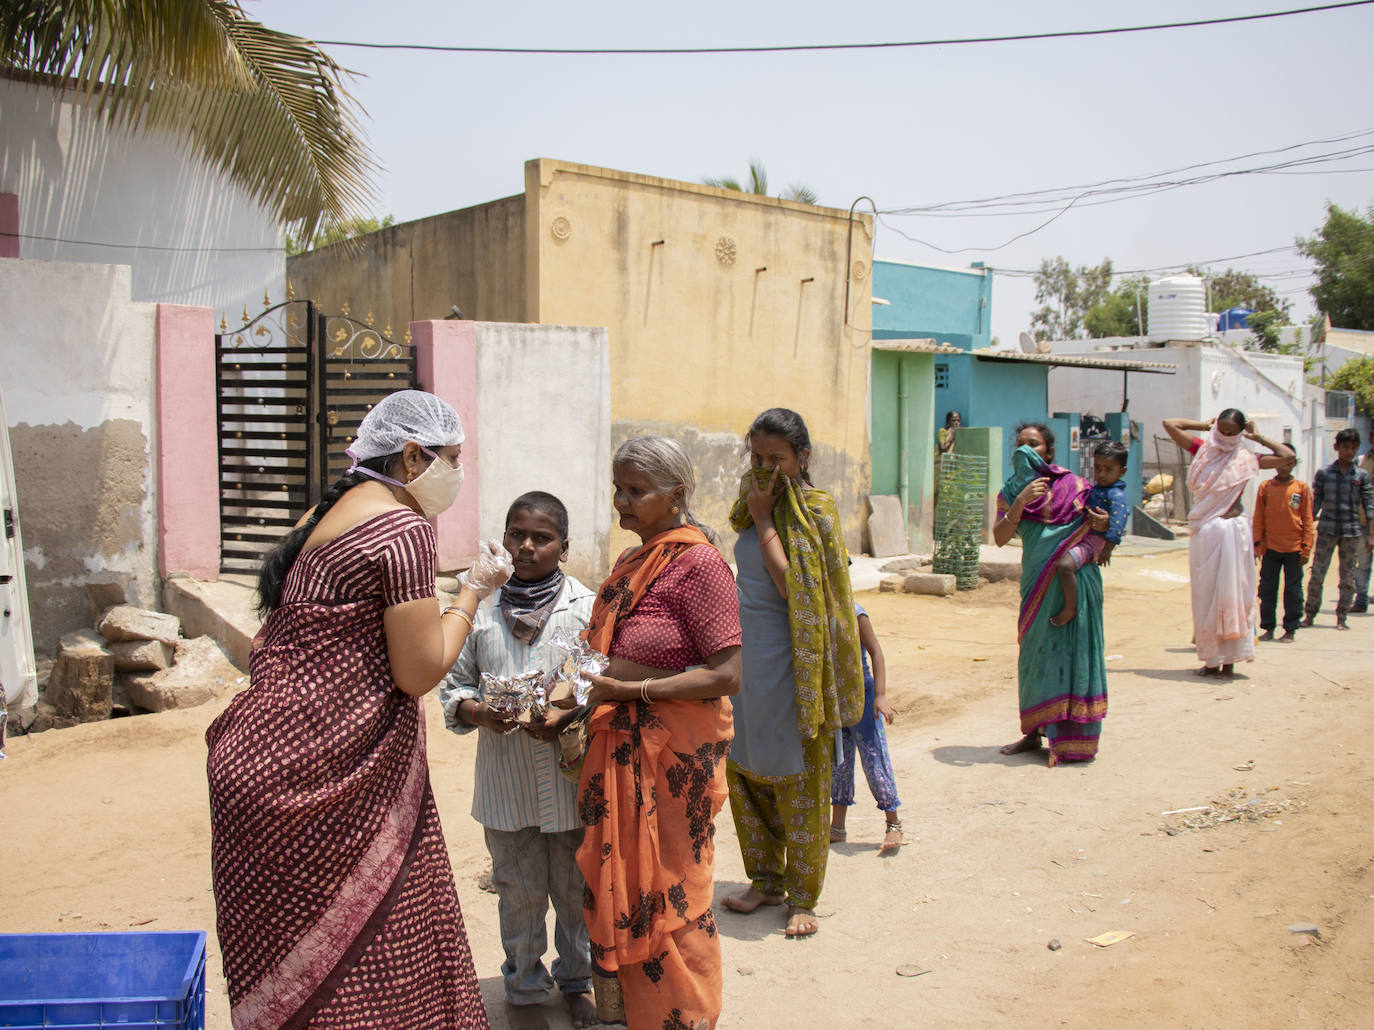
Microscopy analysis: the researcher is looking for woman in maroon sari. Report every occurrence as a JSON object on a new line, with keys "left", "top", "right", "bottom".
{"left": 207, "top": 391, "right": 512, "bottom": 1030}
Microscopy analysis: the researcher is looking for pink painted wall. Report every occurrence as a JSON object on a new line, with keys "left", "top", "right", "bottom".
{"left": 0, "top": 194, "right": 19, "bottom": 258}
{"left": 413, "top": 320, "right": 480, "bottom": 570}
{"left": 156, "top": 304, "right": 220, "bottom": 580}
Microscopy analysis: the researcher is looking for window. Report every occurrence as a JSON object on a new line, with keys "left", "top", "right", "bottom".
{"left": 935, "top": 362, "right": 949, "bottom": 389}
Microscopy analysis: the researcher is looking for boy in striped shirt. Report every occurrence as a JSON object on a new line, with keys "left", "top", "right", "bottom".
{"left": 440, "top": 492, "right": 598, "bottom": 1030}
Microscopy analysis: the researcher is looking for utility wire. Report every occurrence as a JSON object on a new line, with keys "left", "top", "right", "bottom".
{"left": 315, "top": 2, "right": 1374, "bottom": 55}
{"left": 7, "top": 231, "right": 281, "bottom": 254}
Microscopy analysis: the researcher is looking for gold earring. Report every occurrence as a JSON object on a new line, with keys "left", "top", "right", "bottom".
{"left": 672, "top": 506, "right": 680, "bottom": 514}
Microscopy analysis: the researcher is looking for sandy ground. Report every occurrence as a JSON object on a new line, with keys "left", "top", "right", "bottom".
{"left": 6, "top": 545, "right": 1374, "bottom": 1029}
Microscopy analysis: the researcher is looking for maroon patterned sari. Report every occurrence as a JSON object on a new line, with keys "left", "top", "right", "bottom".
{"left": 207, "top": 510, "right": 488, "bottom": 1030}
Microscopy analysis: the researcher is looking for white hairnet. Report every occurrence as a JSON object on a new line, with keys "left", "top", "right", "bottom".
{"left": 347, "top": 390, "right": 465, "bottom": 462}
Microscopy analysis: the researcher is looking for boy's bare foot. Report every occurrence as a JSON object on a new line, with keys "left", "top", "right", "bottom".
{"left": 999, "top": 733, "right": 1043, "bottom": 755}
{"left": 785, "top": 906, "right": 819, "bottom": 937}
{"left": 506, "top": 1002, "right": 550, "bottom": 1030}
{"left": 1300, "top": 615, "right": 1315, "bottom": 627}
{"left": 1049, "top": 604, "right": 1077, "bottom": 627}
{"left": 1336, "top": 619, "right": 1350, "bottom": 631}
{"left": 1278, "top": 630, "right": 1296, "bottom": 642}
{"left": 1258, "top": 629, "right": 1274, "bottom": 641}
{"left": 722, "top": 887, "right": 785, "bottom": 914}
{"left": 879, "top": 820, "right": 904, "bottom": 854}
{"left": 564, "top": 991, "right": 599, "bottom": 1028}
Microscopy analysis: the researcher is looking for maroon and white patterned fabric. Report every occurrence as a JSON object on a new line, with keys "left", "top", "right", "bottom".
{"left": 607, "top": 544, "right": 742, "bottom": 670}
{"left": 207, "top": 509, "right": 489, "bottom": 1030}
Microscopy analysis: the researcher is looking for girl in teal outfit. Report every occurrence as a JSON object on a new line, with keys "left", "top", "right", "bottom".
{"left": 993, "top": 422, "right": 1110, "bottom": 766}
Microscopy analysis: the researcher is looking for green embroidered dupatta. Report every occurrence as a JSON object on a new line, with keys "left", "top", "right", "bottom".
{"left": 730, "top": 469, "right": 863, "bottom": 739}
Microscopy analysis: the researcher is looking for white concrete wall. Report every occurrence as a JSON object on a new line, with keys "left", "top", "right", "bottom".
{"left": 0, "top": 258, "right": 160, "bottom": 649}
{"left": 473, "top": 323, "right": 612, "bottom": 583}
{"left": 0, "top": 74, "right": 284, "bottom": 324}
{"left": 1049, "top": 344, "right": 1312, "bottom": 511}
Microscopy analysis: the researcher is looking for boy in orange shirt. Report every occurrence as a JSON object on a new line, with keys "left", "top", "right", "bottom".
{"left": 1253, "top": 455, "right": 1316, "bottom": 641}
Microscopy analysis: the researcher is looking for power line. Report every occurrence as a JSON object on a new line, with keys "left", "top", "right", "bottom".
{"left": 315, "top": 2, "right": 1374, "bottom": 56}
{"left": 9, "top": 230, "right": 281, "bottom": 254}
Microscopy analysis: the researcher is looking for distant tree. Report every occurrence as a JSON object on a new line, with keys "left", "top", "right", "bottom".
{"left": 1246, "top": 309, "right": 1289, "bottom": 353}
{"left": 1, "top": 0, "right": 377, "bottom": 239}
{"left": 1185, "top": 265, "right": 1291, "bottom": 319}
{"left": 1326, "top": 354, "right": 1374, "bottom": 414}
{"left": 1298, "top": 202, "right": 1374, "bottom": 331}
{"left": 287, "top": 214, "right": 395, "bottom": 256}
{"left": 702, "top": 159, "right": 818, "bottom": 204}
{"left": 1030, "top": 256, "right": 1113, "bottom": 341}
{"left": 1084, "top": 274, "right": 1149, "bottom": 337}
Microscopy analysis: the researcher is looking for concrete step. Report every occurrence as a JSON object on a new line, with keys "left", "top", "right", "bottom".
{"left": 162, "top": 575, "right": 260, "bottom": 673}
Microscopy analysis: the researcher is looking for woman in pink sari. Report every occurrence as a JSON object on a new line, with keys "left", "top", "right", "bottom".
{"left": 1164, "top": 409, "right": 1292, "bottom": 678}
{"left": 207, "top": 391, "right": 513, "bottom": 1030}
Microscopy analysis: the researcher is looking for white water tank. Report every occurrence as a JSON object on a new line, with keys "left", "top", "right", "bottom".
{"left": 1147, "top": 274, "right": 1209, "bottom": 342}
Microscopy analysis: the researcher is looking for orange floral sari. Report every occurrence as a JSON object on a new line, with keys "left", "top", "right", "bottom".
{"left": 577, "top": 526, "right": 735, "bottom": 1030}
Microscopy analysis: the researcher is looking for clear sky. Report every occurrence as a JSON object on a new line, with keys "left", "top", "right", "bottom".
{"left": 250, "top": 0, "right": 1374, "bottom": 348}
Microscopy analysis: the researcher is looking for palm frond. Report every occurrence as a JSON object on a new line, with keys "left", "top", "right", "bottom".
{"left": 782, "top": 183, "right": 819, "bottom": 205}
{"left": 746, "top": 158, "right": 768, "bottom": 196}
{"left": 702, "top": 175, "right": 744, "bottom": 192}
{"left": 0, "top": 0, "right": 377, "bottom": 237}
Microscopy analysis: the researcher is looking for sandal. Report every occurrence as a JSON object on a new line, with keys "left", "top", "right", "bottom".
{"left": 829, "top": 825, "right": 847, "bottom": 843}
{"left": 879, "top": 820, "right": 904, "bottom": 853}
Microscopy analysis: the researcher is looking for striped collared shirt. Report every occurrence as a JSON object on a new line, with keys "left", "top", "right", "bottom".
{"left": 438, "top": 577, "right": 595, "bottom": 833}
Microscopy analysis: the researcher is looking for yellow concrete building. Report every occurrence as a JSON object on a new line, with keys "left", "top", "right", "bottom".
{"left": 289, "top": 159, "right": 874, "bottom": 561}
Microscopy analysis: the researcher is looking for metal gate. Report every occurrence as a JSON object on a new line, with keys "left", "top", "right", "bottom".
{"left": 215, "top": 300, "right": 416, "bottom": 575}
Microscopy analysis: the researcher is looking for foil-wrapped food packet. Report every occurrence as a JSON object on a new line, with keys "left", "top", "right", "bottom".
{"left": 547, "top": 628, "right": 609, "bottom": 707}
{"left": 480, "top": 669, "right": 550, "bottom": 726}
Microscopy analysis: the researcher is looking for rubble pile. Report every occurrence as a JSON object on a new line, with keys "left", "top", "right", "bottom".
{"left": 12, "top": 600, "right": 242, "bottom": 736}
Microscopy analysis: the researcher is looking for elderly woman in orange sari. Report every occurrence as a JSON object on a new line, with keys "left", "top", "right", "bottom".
{"left": 575, "top": 436, "right": 741, "bottom": 1030}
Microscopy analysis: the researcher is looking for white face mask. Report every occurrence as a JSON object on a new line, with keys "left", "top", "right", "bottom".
{"left": 405, "top": 447, "right": 464, "bottom": 518}
{"left": 354, "top": 446, "right": 464, "bottom": 518}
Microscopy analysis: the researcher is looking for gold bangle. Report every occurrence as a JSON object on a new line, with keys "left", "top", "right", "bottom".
{"left": 640, "top": 678, "right": 653, "bottom": 703}
{"left": 442, "top": 605, "right": 475, "bottom": 629}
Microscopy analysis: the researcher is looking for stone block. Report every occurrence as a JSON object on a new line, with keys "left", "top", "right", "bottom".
{"left": 84, "top": 579, "right": 131, "bottom": 611}
{"left": 878, "top": 575, "right": 904, "bottom": 593}
{"left": 109, "top": 639, "right": 175, "bottom": 672}
{"left": 123, "top": 636, "right": 238, "bottom": 713}
{"left": 45, "top": 630, "right": 114, "bottom": 722}
{"left": 97, "top": 605, "right": 181, "bottom": 646}
{"left": 903, "top": 572, "right": 957, "bottom": 596}
{"left": 866, "top": 495, "right": 908, "bottom": 558}
{"left": 979, "top": 558, "right": 1023, "bottom": 583}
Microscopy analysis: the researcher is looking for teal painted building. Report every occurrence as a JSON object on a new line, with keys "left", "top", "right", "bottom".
{"left": 873, "top": 259, "right": 993, "bottom": 351}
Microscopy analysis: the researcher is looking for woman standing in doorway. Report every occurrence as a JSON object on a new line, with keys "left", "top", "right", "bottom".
{"left": 723, "top": 407, "right": 863, "bottom": 937}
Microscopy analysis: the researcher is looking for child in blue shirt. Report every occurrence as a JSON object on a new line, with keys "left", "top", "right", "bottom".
{"left": 1051, "top": 440, "right": 1131, "bottom": 626}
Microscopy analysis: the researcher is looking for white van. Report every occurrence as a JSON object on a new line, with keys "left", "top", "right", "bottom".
{"left": 0, "top": 380, "right": 38, "bottom": 724}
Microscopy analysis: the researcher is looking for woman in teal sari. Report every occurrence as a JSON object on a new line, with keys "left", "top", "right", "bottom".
{"left": 993, "top": 422, "right": 1110, "bottom": 766}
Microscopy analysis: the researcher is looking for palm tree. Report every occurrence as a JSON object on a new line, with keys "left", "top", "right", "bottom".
{"left": 703, "top": 159, "right": 819, "bottom": 205}
{"left": 1, "top": 0, "right": 377, "bottom": 239}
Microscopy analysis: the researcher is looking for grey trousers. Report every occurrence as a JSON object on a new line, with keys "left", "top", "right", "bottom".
{"left": 484, "top": 825, "right": 592, "bottom": 1006}
{"left": 1305, "top": 532, "right": 1362, "bottom": 618}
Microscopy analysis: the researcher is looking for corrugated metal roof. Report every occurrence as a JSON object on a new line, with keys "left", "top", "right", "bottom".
{"left": 971, "top": 349, "right": 1177, "bottom": 373}
{"left": 871, "top": 338, "right": 963, "bottom": 354}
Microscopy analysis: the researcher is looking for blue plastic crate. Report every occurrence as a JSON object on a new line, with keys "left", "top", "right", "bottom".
{"left": 0, "top": 931, "right": 205, "bottom": 1029}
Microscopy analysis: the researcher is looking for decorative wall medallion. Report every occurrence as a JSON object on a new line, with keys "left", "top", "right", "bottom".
{"left": 550, "top": 215, "right": 573, "bottom": 241}
{"left": 715, "top": 235, "right": 738, "bottom": 266}
{"left": 851, "top": 260, "right": 868, "bottom": 281}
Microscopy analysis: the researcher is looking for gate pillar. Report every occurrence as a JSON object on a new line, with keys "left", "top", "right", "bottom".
{"left": 412, "top": 320, "right": 480, "bottom": 571}
{"left": 156, "top": 303, "right": 219, "bottom": 580}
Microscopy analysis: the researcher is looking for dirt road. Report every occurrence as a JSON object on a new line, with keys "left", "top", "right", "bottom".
{"left": 6, "top": 545, "right": 1372, "bottom": 1028}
